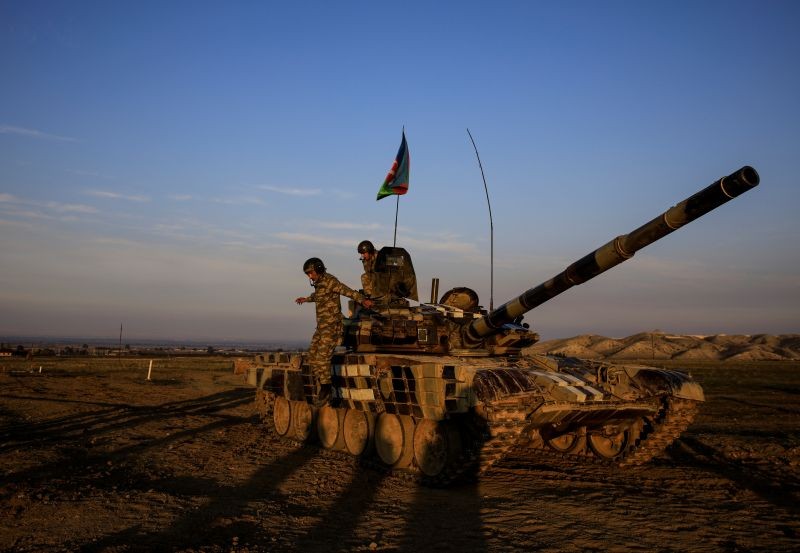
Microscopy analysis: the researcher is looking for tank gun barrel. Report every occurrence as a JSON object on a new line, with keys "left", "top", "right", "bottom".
{"left": 464, "top": 166, "right": 760, "bottom": 344}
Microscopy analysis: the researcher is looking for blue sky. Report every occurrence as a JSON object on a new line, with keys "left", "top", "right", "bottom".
{"left": 1, "top": 1, "right": 798, "bottom": 342}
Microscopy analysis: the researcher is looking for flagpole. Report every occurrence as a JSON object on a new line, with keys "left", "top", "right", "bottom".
{"left": 393, "top": 194, "right": 399, "bottom": 247}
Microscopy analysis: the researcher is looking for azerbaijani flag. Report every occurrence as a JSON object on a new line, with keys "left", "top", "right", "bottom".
{"left": 376, "top": 131, "right": 410, "bottom": 201}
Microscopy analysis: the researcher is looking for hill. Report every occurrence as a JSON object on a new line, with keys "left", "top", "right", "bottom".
{"left": 524, "top": 333, "right": 800, "bottom": 361}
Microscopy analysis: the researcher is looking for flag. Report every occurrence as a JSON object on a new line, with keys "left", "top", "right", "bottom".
{"left": 376, "top": 131, "right": 410, "bottom": 200}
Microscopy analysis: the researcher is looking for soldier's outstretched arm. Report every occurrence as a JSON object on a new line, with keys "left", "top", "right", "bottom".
{"left": 331, "top": 278, "right": 367, "bottom": 304}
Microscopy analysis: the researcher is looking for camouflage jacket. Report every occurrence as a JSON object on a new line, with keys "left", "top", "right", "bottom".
{"left": 306, "top": 272, "right": 366, "bottom": 328}
{"left": 361, "top": 256, "right": 377, "bottom": 296}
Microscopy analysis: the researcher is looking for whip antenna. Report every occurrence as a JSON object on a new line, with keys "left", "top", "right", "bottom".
{"left": 466, "top": 128, "right": 494, "bottom": 311}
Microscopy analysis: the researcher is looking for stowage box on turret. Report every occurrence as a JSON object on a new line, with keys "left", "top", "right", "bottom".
{"left": 237, "top": 166, "right": 760, "bottom": 485}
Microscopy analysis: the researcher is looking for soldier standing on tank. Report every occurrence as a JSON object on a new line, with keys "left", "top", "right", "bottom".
{"left": 357, "top": 240, "right": 378, "bottom": 297}
{"left": 295, "top": 257, "right": 374, "bottom": 406}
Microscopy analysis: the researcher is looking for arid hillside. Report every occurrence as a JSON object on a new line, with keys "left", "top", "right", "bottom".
{"left": 525, "top": 333, "right": 800, "bottom": 361}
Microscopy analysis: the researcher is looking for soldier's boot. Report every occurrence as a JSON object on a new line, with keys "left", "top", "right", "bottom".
{"left": 314, "top": 381, "right": 332, "bottom": 408}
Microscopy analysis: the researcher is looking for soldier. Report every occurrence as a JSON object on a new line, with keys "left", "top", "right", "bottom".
{"left": 295, "top": 257, "right": 374, "bottom": 406}
{"left": 357, "top": 240, "right": 378, "bottom": 296}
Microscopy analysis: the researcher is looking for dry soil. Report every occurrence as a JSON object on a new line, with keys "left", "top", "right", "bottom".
{"left": 1, "top": 357, "right": 799, "bottom": 552}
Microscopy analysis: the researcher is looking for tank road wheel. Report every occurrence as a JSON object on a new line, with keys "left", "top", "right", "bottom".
{"left": 375, "top": 413, "right": 416, "bottom": 469}
{"left": 290, "top": 400, "right": 314, "bottom": 441}
{"left": 587, "top": 425, "right": 630, "bottom": 460}
{"left": 272, "top": 397, "right": 292, "bottom": 437}
{"left": 317, "top": 406, "right": 346, "bottom": 450}
{"left": 342, "top": 409, "right": 375, "bottom": 456}
{"left": 255, "top": 390, "right": 271, "bottom": 420}
{"left": 413, "top": 420, "right": 463, "bottom": 478}
{"left": 545, "top": 431, "right": 582, "bottom": 454}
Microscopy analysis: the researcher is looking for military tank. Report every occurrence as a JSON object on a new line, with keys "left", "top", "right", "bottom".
{"left": 239, "top": 165, "right": 759, "bottom": 485}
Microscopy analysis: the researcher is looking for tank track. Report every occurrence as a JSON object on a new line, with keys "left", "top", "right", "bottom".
{"left": 254, "top": 390, "right": 699, "bottom": 484}
{"left": 619, "top": 397, "right": 699, "bottom": 466}
{"left": 509, "top": 396, "right": 700, "bottom": 468}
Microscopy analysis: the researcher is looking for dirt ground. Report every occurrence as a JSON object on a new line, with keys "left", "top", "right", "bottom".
{"left": 1, "top": 357, "right": 799, "bottom": 553}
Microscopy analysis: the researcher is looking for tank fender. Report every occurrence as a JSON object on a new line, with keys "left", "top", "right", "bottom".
{"left": 473, "top": 367, "right": 604, "bottom": 405}
{"left": 623, "top": 366, "right": 705, "bottom": 402}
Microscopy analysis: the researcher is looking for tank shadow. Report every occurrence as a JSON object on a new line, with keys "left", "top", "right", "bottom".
{"left": 74, "top": 445, "right": 320, "bottom": 552}
{"left": 669, "top": 436, "right": 800, "bottom": 514}
{"left": 291, "top": 468, "right": 388, "bottom": 551}
{"left": 0, "top": 388, "right": 253, "bottom": 500}
{"left": 0, "top": 388, "right": 252, "bottom": 454}
{"left": 400, "top": 480, "right": 488, "bottom": 551}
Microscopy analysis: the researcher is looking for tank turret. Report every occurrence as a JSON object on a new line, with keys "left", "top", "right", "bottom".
{"left": 347, "top": 166, "right": 759, "bottom": 355}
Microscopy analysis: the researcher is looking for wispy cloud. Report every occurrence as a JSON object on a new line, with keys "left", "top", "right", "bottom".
{"left": 274, "top": 232, "right": 354, "bottom": 247}
{"left": 1, "top": 199, "right": 99, "bottom": 225}
{"left": 0, "top": 206, "right": 54, "bottom": 221}
{"left": 316, "top": 221, "right": 382, "bottom": 231}
{"left": 401, "top": 235, "right": 479, "bottom": 255}
{"left": 84, "top": 189, "right": 150, "bottom": 202}
{"left": 259, "top": 185, "right": 321, "bottom": 197}
{"left": 169, "top": 194, "right": 193, "bottom": 201}
{"left": 154, "top": 222, "right": 188, "bottom": 234}
{"left": 1, "top": 194, "right": 97, "bottom": 216}
{"left": 90, "top": 237, "right": 142, "bottom": 247}
{"left": 45, "top": 202, "right": 98, "bottom": 214}
{"left": 0, "top": 218, "right": 33, "bottom": 228}
{"left": 0, "top": 124, "right": 77, "bottom": 142}
{"left": 211, "top": 196, "right": 265, "bottom": 206}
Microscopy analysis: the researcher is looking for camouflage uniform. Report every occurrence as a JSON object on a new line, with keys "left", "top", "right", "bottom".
{"left": 360, "top": 255, "right": 377, "bottom": 296}
{"left": 305, "top": 272, "right": 366, "bottom": 385}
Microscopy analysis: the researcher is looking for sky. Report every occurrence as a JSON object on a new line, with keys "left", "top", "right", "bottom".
{"left": 1, "top": 0, "right": 799, "bottom": 344}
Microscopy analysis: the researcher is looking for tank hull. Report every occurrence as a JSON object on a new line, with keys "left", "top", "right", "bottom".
{"left": 239, "top": 352, "right": 702, "bottom": 486}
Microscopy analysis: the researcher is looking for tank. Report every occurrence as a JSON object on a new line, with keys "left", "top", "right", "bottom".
{"left": 238, "top": 165, "right": 760, "bottom": 485}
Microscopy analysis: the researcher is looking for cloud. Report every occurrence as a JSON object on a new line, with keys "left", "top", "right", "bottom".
{"left": 169, "top": 194, "right": 193, "bottom": 201}
{"left": 401, "top": 235, "right": 479, "bottom": 255}
{"left": 0, "top": 124, "right": 77, "bottom": 142}
{"left": 0, "top": 206, "right": 54, "bottom": 220}
{"left": 259, "top": 185, "right": 321, "bottom": 197}
{"left": 315, "top": 221, "right": 382, "bottom": 231}
{"left": 274, "top": 227, "right": 479, "bottom": 256}
{"left": 1, "top": 194, "right": 97, "bottom": 218}
{"left": 274, "top": 232, "right": 354, "bottom": 247}
{"left": 0, "top": 218, "right": 32, "bottom": 228}
{"left": 90, "top": 237, "right": 142, "bottom": 247}
{"left": 84, "top": 189, "right": 150, "bottom": 202}
{"left": 45, "top": 202, "right": 98, "bottom": 214}
{"left": 211, "top": 196, "right": 265, "bottom": 205}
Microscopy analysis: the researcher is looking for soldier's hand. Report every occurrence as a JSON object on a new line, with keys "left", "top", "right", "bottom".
{"left": 295, "top": 297, "right": 307, "bottom": 304}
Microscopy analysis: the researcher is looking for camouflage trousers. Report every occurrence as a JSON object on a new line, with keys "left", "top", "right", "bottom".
{"left": 307, "top": 323, "right": 342, "bottom": 385}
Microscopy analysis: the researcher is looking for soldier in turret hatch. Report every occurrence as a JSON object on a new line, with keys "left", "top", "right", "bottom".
{"left": 295, "top": 257, "right": 374, "bottom": 406}
{"left": 357, "top": 240, "right": 378, "bottom": 297}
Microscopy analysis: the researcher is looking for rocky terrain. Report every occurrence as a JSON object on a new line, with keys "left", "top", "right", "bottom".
{"left": 525, "top": 332, "right": 800, "bottom": 361}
